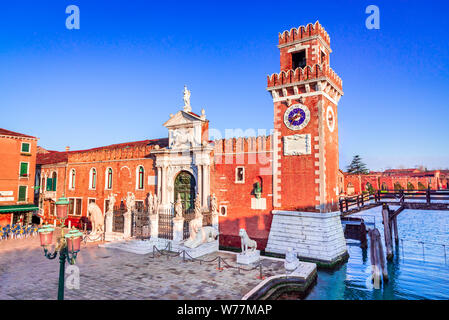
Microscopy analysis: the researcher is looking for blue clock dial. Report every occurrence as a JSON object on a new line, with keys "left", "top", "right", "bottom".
{"left": 283, "top": 104, "right": 310, "bottom": 131}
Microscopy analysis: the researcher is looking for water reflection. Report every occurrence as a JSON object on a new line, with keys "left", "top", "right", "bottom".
{"left": 305, "top": 208, "right": 449, "bottom": 300}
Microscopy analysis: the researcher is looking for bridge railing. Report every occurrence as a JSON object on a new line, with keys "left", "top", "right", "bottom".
{"left": 339, "top": 189, "right": 449, "bottom": 213}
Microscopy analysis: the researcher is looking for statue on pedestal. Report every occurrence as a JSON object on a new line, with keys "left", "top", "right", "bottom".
{"left": 126, "top": 192, "right": 136, "bottom": 213}
{"left": 239, "top": 229, "right": 257, "bottom": 254}
{"left": 174, "top": 194, "right": 183, "bottom": 220}
{"left": 284, "top": 247, "right": 300, "bottom": 272}
{"left": 211, "top": 193, "right": 218, "bottom": 216}
{"left": 107, "top": 193, "right": 116, "bottom": 213}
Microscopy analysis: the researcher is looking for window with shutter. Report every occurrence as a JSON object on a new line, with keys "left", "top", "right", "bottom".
{"left": 46, "top": 178, "right": 52, "bottom": 191}
{"left": 18, "top": 186, "right": 27, "bottom": 202}
{"left": 21, "top": 143, "right": 30, "bottom": 153}
{"left": 20, "top": 163, "right": 28, "bottom": 176}
{"left": 69, "top": 198, "right": 75, "bottom": 215}
{"left": 76, "top": 199, "right": 82, "bottom": 216}
{"left": 52, "top": 173, "right": 57, "bottom": 191}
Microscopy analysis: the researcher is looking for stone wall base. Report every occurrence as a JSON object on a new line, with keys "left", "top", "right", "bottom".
{"left": 265, "top": 210, "right": 348, "bottom": 268}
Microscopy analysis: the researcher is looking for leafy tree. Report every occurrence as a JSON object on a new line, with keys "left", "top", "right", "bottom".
{"left": 347, "top": 155, "right": 369, "bottom": 174}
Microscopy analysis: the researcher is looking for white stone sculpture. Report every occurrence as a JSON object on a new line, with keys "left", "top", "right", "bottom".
{"left": 194, "top": 194, "right": 202, "bottom": 218}
{"left": 87, "top": 202, "right": 104, "bottom": 235}
{"left": 184, "top": 226, "right": 219, "bottom": 249}
{"left": 126, "top": 192, "right": 136, "bottom": 212}
{"left": 284, "top": 247, "right": 300, "bottom": 273}
{"left": 239, "top": 229, "right": 257, "bottom": 254}
{"left": 107, "top": 193, "right": 116, "bottom": 213}
{"left": 147, "top": 192, "right": 154, "bottom": 215}
{"left": 171, "top": 128, "right": 194, "bottom": 149}
{"left": 210, "top": 193, "right": 218, "bottom": 216}
{"left": 183, "top": 85, "right": 191, "bottom": 112}
{"left": 153, "top": 193, "right": 159, "bottom": 215}
{"left": 174, "top": 194, "right": 183, "bottom": 219}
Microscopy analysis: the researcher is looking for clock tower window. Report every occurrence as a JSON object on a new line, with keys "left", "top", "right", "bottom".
{"left": 292, "top": 50, "right": 306, "bottom": 70}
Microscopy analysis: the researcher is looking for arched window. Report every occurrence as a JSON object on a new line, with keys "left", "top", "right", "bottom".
{"left": 381, "top": 182, "right": 388, "bottom": 191}
{"left": 394, "top": 182, "right": 403, "bottom": 191}
{"left": 365, "top": 182, "right": 374, "bottom": 194}
{"left": 137, "top": 166, "right": 144, "bottom": 190}
{"left": 347, "top": 182, "right": 355, "bottom": 195}
{"left": 407, "top": 182, "right": 415, "bottom": 191}
{"left": 69, "top": 169, "right": 76, "bottom": 189}
{"left": 89, "top": 168, "right": 97, "bottom": 189}
{"left": 106, "top": 168, "right": 113, "bottom": 190}
{"left": 418, "top": 182, "right": 427, "bottom": 190}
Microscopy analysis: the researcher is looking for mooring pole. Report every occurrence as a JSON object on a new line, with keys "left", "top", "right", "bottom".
{"left": 381, "top": 204, "right": 393, "bottom": 260}
{"left": 393, "top": 217, "right": 399, "bottom": 244}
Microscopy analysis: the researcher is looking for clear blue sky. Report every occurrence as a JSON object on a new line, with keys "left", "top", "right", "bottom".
{"left": 1, "top": 0, "right": 448, "bottom": 171}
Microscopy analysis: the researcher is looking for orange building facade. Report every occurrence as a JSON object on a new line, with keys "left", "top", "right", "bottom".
{"left": 0, "top": 129, "right": 39, "bottom": 225}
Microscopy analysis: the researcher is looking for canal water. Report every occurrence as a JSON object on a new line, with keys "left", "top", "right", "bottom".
{"left": 306, "top": 207, "right": 449, "bottom": 300}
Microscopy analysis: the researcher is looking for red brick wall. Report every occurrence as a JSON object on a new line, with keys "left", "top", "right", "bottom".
{"left": 212, "top": 136, "right": 273, "bottom": 250}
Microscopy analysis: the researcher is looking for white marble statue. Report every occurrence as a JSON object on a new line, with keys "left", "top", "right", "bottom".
{"left": 183, "top": 85, "right": 191, "bottom": 111}
{"left": 174, "top": 194, "right": 183, "bottom": 219}
{"left": 184, "top": 226, "right": 219, "bottom": 249}
{"left": 126, "top": 192, "right": 136, "bottom": 212}
{"left": 210, "top": 193, "right": 218, "bottom": 216}
{"left": 153, "top": 193, "right": 159, "bottom": 215}
{"left": 147, "top": 192, "right": 154, "bottom": 215}
{"left": 194, "top": 194, "right": 202, "bottom": 218}
{"left": 87, "top": 202, "right": 104, "bottom": 235}
{"left": 284, "top": 247, "right": 300, "bottom": 272}
{"left": 239, "top": 229, "right": 257, "bottom": 254}
{"left": 107, "top": 193, "right": 116, "bottom": 213}
{"left": 171, "top": 128, "right": 194, "bottom": 149}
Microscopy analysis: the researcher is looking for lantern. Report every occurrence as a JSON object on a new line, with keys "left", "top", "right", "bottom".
{"left": 65, "top": 230, "right": 83, "bottom": 253}
{"left": 55, "top": 197, "right": 70, "bottom": 220}
{"left": 38, "top": 226, "right": 55, "bottom": 247}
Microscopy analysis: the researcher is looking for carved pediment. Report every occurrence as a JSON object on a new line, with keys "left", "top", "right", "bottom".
{"left": 163, "top": 111, "right": 203, "bottom": 129}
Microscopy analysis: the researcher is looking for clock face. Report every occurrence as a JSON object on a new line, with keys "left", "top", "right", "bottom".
{"left": 284, "top": 104, "right": 310, "bottom": 131}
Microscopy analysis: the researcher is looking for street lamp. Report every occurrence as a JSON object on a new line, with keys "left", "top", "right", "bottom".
{"left": 38, "top": 196, "right": 82, "bottom": 300}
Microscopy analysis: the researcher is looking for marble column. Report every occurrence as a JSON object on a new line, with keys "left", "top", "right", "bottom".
{"left": 198, "top": 165, "right": 203, "bottom": 206}
{"left": 202, "top": 165, "right": 209, "bottom": 209}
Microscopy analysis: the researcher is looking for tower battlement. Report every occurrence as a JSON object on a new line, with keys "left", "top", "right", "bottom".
{"left": 278, "top": 21, "right": 330, "bottom": 48}
{"left": 266, "top": 63, "right": 342, "bottom": 91}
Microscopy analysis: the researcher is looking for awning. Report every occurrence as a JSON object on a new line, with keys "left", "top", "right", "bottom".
{"left": 0, "top": 204, "right": 39, "bottom": 213}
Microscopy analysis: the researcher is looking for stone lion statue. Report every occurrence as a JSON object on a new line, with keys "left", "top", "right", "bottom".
{"left": 87, "top": 202, "right": 104, "bottom": 235}
{"left": 184, "top": 226, "right": 219, "bottom": 249}
{"left": 239, "top": 229, "right": 257, "bottom": 254}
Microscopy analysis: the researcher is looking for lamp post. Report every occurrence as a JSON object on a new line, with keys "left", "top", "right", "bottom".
{"left": 38, "top": 196, "right": 82, "bottom": 300}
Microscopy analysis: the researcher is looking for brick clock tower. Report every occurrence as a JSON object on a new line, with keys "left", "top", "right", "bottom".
{"left": 265, "top": 22, "right": 348, "bottom": 266}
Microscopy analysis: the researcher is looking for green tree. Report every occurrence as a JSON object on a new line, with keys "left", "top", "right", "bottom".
{"left": 347, "top": 155, "right": 369, "bottom": 174}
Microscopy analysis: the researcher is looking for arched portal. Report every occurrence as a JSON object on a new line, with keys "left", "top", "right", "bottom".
{"left": 174, "top": 171, "right": 196, "bottom": 213}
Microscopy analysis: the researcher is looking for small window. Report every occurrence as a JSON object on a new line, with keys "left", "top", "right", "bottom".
{"left": 105, "top": 168, "right": 113, "bottom": 189}
{"left": 88, "top": 198, "right": 96, "bottom": 204}
{"left": 219, "top": 205, "right": 227, "bottom": 217}
{"left": 135, "top": 200, "right": 144, "bottom": 212}
{"left": 20, "top": 162, "right": 29, "bottom": 177}
{"left": 75, "top": 199, "right": 82, "bottom": 216}
{"left": 18, "top": 186, "right": 27, "bottom": 202}
{"left": 21, "top": 142, "right": 30, "bottom": 153}
{"left": 51, "top": 172, "right": 57, "bottom": 191}
{"left": 90, "top": 168, "right": 97, "bottom": 189}
{"left": 69, "top": 198, "right": 75, "bottom": 215}
{"left": 69, "top": 169, "right": 76, "bottom": 189}
{"left": 235, "top": 167, "right": 245, "bottom": 183}
{"left": 321, "top": 51, "right": 326, "bottom": 64}
{"left": 292, "top": 50, "right": 306, "bottom": 69}
{"left": 137, "top": 166, "right": 144, "bottom": 190}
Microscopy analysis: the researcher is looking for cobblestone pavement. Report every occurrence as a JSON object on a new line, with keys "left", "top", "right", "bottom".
{"left": 0, "top": 237, "right": 284, "bottom": 300}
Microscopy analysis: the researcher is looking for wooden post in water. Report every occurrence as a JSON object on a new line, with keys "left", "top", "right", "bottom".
{"left": 381, "top": 204, "right": 394, "bottom": 260}
{"left": 375, "top": 228, "right": 388, "bottom": 282}
{"left": 368, "top": 229, "right": 381, "bottom": 286}
{"left": 392, "top": 216, "right": 399, "bottom": 244}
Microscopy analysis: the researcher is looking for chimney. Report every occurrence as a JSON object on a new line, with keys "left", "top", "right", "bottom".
{"left": 65, "top": 146, "right": 70, "bottom": 152}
